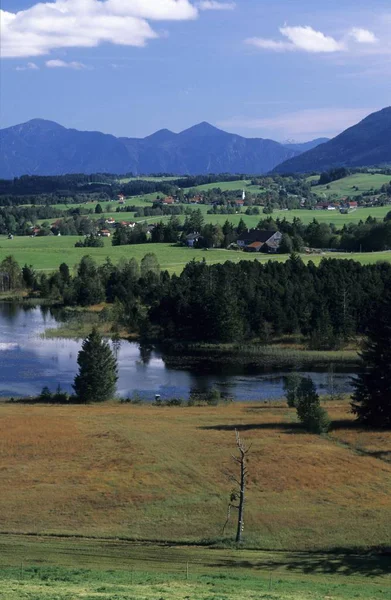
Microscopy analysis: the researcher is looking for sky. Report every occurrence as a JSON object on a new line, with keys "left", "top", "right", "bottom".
{"left": 1, "top": 0, "right": 390, "bottom": 142}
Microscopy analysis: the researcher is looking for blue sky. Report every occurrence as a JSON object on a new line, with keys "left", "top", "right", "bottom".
{"left": 1, "top": 0, "right": 390, "bottom": 141}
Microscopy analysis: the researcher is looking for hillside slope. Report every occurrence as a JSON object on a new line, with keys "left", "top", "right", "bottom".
{"left": 274, "top": 107, "right": 391, "bottom": 173}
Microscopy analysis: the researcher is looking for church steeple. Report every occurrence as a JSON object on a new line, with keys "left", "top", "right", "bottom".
{"left": 242, "top": 189, "right": 246, "bottom": 201}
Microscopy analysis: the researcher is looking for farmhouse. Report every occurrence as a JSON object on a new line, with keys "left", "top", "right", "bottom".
{"left": 237, "top": 229, "right": 282, "bottom": 253}
{"left": 186, "top": 232, "right": 201, "bottom": 247}
{"left": 162, "top": 196, "right": 175, "bottom": 205}
{"left": 99, "top": 229, "right": 111, "bottom": 237}
{"left": 118, "top": 221, "right": 136, "bottom": 228}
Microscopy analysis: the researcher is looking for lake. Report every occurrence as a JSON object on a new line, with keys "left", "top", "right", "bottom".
{"left": 0, "top": 303, "right": 356, "bottom": 401}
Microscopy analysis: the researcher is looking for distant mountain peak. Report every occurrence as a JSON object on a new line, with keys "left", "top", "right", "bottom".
{"left": 179, "top": 121, "right": 227, "bottom": 137}
{"left": 11, "top": 118, "right": 65, "bottom": 132}
{"left": 143, "top": 128, "right": 176, "bottom": 142}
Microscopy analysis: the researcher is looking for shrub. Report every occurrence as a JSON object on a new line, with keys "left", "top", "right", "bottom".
{"left": 188, "top": 387, "right": 222, "bottom": 406}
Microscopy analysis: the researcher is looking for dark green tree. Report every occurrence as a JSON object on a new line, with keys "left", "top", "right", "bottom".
{"left": 22, "top": 264, "right": 36, "bottom": 289}
{"left": 237, "top": 218, "right": 247, "bottom": 235}
{"left": 283, "top": 373, "right": 302, "bottom": 407}
{"left": 296, "top": 377, "right": 330, "bottom": 434}
{"left": 95, "top": 203, "right": 103, "bottom": 214}
{"left": 73, "top": 328, "right": 118, "bottom": 403}
{"left": 279, "top": 233, "right": 293, "bottom": 254}
{"left": 351, "top": 297, "right": 391, "bottom": 428}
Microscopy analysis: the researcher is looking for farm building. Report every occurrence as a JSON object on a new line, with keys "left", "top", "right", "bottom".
{"left": 237, "top": 229, "right": 282, "bottom": 253}
{"left": 186, "top": 232, "right": 201, "bottom": 247}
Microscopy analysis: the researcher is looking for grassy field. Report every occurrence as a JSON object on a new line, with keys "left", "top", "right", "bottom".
{"left": 271, "top": 205, "right": 391, "bottom": 225}
{"left": 188, "top": 179, "right": 252, "bottom": 192}
{"left": 1, "top": 236, "right": 391, "bottom": 272}
{"left": 0, "top": 400, "right": 390, "bottom": 551}
{"left": 36, "top": 204, "right": 391, "bottom": 231}
{"left": 313, "top": 173, "right": 391, "bottom": 198}
{"left": 0, "top": 536, "right": 389, "bottom": 599}
{"left": 2, "top": 236, "right": 391, "bottom": 272}
{"left": 118, "top": 176, "right": 184, "bottom": 183}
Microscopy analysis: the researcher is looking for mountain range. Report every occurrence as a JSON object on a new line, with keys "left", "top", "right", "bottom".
{"left": 274, "top": 106, "right": 391, "bottom": 173}
{"left": 1, "top": 107, "right": 390, "bottom": 179}
{"left": 0, "top": 119, "right": 328, "bottom": 179}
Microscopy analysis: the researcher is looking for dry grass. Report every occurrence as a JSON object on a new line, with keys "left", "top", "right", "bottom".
{"left": 0, "top": 401, "right": 390, "bottom": 550}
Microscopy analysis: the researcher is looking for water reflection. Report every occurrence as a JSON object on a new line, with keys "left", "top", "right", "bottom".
{"left": 0, "top": 303, "right": 356, "bottom": 401}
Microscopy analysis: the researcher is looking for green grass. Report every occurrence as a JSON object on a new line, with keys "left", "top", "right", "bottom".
{"left": 188, "top": 179, "right": 252, "bottom": 192}
{"left": 1, "top": 236, "right": 390, "bottom": 272}
{"left": 271, "top": 206, "right": 391, "bottom": 225}
{"left": 0, "top": 535, "right": 389, "bottom": 600}
{"left": 313, "top": 173, "right": 391, "bottom": 198}
{"left": 118, "top": 176, "right": 184, "bottom": 183}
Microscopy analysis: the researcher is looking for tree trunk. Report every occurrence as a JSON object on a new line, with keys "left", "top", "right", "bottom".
{"left": 235, "top": 447, "right": 246, "bottom": 543}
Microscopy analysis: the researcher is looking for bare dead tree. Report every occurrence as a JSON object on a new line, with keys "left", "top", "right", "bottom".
{"left": 222, "top": 429, "right": 251, "bottom": 543}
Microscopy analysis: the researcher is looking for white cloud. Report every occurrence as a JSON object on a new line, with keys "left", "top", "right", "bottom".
{"left": 0, "top": 0, "right": 199, "bottom": 58}
{"left": 349, "top": 28, "right": 377, "bottom": 44}
{"left": 246, "top": 38, "right": 292, "bottom": 52}
{"left": 46, "top": 59, "right": 88, "bottom": 69}
{"left": 15, "top": 62, "right": 39, "bottom": 71}
{"left": 246, "top": 24, "right": 379, "bottom": 54}
{"left": 280, "top": 25, "right": 345, "bottom": 53}
{"left": 218, "top": 108, "right": 377, "bottom": 141}
{"left": 198, "top": 1, "right": 236, "bottom": 10}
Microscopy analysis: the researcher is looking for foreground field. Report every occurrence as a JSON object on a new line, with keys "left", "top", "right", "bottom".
{"left": 0, "top": 400, "right": 390, "bottom": 550}
{"left": 1, "top": 236, "right": 391, "bottom": 272}
{"left": 0, "top": 536, "right": 389, "bottom": 600}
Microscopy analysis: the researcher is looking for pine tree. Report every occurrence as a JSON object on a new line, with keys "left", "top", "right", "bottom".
{"left": 351, "top": 297, "right": 391, "bottom": 428}
{"left": 296, "top": 377, "right": 330, "bottom": 434}
{"left": 73, "top": 328, "right": 118, "bottom": 403}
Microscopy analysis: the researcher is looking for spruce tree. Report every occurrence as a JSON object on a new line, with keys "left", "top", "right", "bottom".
{"left": 73, "top": 328, "right": 118, "bottom": 403}
{"left": 351, "top": 297, "right": 391, "bottom": 428}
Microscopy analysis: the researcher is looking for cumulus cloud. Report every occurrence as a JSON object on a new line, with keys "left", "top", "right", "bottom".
{"left": 218, "top": 108, "right": 377, "bottom": 141}
{"left": 349, "top": 28, "right": 378, "bottom": 44}
{"left": 46, "top": 59, "right": 88, "bottom": 69}
{"left": 1, "top": 0, "right": 199, "bottom": 58}
{"left": 198, "top": 1, "right": 236, "bottom": 10}
{"left": 280, "top": 25, "right": 345, "bottom": 53}
{"left": 246, "top": 24, "right": 378, "bottom": 54}
{"left": 15, "top": 62, "right": 39, "bottom": 71}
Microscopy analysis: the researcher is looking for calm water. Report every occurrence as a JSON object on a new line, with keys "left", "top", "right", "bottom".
{"left": 0, "top": 304, "right": 355, "bottom": 401}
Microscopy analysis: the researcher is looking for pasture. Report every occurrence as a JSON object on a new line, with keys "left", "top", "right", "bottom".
{"left": 118, "top": 175, "right": 184, "bottom": 183}
{"left": 0, "top": 536, "right": 389, "bottom": 600}
{"left": 0, "top": 400, "right": 390, "bottom": 551}
{"left": 271, "top": 205, "right": 391, "bottom": 225}
{"left": 313, "top": 173, "right": 391, "bottom": 198}
{"left": 1, "top": 236, "right": 391, "bottom": 272}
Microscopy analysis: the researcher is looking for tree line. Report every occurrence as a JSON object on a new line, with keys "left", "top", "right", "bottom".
{"left": 3, "top": 253, "right": 391, "bottom": 351}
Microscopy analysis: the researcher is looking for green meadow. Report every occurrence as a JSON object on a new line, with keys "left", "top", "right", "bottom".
{"left": 118, "top": 175, "right": 184, "bottom": 183}
{"left": 0, "top": 537, "right": 389, "bottom": 600}
{"left": 313, "top": 173, "right": 391, "bottom": 197}
{"left": 1, "top": 235, "right": 390, "bottom": 272}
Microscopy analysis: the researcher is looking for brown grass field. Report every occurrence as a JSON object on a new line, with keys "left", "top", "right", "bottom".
{"left": 0, "top": 400, "right": 390, "bottom": 552}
